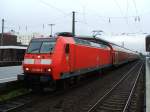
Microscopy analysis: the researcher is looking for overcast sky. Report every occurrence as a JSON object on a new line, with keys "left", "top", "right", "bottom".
{"left": 0, "top": 0, "right": 150, "bottom": 53}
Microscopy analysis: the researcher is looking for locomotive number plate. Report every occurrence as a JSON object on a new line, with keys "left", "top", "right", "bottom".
{"left": 32, "top": 68, "right": 42, "bottom": 72}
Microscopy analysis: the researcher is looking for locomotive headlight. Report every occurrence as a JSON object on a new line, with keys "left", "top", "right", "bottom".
{"left": 25, "top": 67, "right": 29, "bottom": 71}
{"left": 41, "top": 59, "right": 52, "bottom": 65}
{"left": 47, "top": 68, "right": 51, "bottom": 72}
{"left": 24, "top": 59, "right": 34, "bottom": 64}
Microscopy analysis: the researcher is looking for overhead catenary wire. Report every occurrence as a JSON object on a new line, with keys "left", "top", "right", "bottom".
{"left": 125, "top": 0, "right": 129, "bottom": 23}
{"left": 113, "top": 0, "right": 134, "bottom": 33}
{"left": 2, "top": 13, "right": 72, "bottom": 35}
{"left": 132, "top": 0, "right": 138, "bottom": 16}
{"left": 82, "top": 6, "right": 88, "bottom": 24}
{"left": 77, "top": 11, "right": 105, "bottom": 32}
{"left": 2, "top": 0, "right": 149, "bottom": 35}
{"left": 132, "top": 0, "right": 143, "bottom": 33}
{"left": 37, "top": 0, "right": 67, "bottom": 15}
{"left": 113, "top": 0, "right": 124, "bottom": 16}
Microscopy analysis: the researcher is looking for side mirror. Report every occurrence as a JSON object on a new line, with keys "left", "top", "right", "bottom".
{"left": 65, "top": 44, "right": 70, "bottom": 54}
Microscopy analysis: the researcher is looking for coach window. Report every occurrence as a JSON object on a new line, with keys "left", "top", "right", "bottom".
{"left": 74, "top": 38, "right": 90, "bottom": 46}
{"left": 74, "top": 38, "right": 80, "bottom": 44}
{"left": 83, "top": 40, "right": 91, "bottom": 46}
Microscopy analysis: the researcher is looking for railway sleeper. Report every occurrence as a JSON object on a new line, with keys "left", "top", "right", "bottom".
{"left": 105, "top": 97, "right": 128, "bottom": 102}
{"left": 100, "top": 102, "right": 125, "bottom": 108}
{"left": 97, "top": 105, "right": 123, "bottom": 111}
{"left": 96, "top": 109, "right": 120, "bottom": 112}
{"left": 111, "top": 94, "right": 129, "bottom": 98}
{"left": 102, "top": 100, "right": 126, "bottom": 105}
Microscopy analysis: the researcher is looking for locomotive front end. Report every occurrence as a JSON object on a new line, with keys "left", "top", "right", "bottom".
{"left": 18, "top": 38, "right": 56, "bottom": 86}
{"left": 23, "top": 38, "right": 55, "bottom": 74}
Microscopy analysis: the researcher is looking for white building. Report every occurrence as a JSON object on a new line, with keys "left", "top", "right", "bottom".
{"left": 17, "top": 34, "right": 33, "bottom": 45}
{"left": 17, "top": 33, "right": 43, "bottom": 45}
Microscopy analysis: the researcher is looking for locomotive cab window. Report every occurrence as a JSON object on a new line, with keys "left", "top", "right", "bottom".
{"left": 40, "top": 41, "right": 55, "bottom": 53}
{"left": 27, "top": 39, "right": 56, "bottom": 54}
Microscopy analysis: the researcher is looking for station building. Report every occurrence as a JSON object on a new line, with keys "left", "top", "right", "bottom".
{"left": 0, "top": 33, "right": 20, "bottom": 46}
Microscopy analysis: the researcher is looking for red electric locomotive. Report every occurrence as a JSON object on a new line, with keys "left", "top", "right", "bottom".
{"left": 18, "top": 32, "right": 138, "bottom": 89}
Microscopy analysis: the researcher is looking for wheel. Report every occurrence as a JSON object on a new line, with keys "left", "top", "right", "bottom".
{"left": 56, "top": 79, "right": 69, "bottom": 90}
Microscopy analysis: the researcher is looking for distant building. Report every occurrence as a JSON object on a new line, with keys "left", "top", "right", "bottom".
{"left": 0, "top": 32, "right": 48, "bottom": 45}
{"left": 17, "top": 35, "right": 33, "bottom": 45}
{"left": 17, "top": 33, "right": 45, "bottom": 45}
{"left": 0, "top": 33, "right": 19, "bottom": 46}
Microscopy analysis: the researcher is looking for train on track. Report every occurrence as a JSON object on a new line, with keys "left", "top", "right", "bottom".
{"left": 18, "top": 32, "right": 139, "bottom": 90}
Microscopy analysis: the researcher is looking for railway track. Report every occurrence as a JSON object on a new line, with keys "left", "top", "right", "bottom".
{"left": 0, "top": 89, "right": 66, "bottom": 112}
{"left": 87, "top": 61, "right": 144, "bottom": 112}
{"left": 0, "top": 61, "right": 143, "bottom": 112}
{"left": 0, "top": 93, "right": 32, "bottom": 112}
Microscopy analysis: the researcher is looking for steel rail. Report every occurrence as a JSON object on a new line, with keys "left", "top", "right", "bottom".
{"left": 122, "top": 62, "right": 143, "bottom": 112}
{"left": 87, "top": 61, "right": 141, "bottom": 112}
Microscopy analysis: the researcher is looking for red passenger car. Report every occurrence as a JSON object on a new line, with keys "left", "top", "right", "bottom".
{"left": 109, "top": 43, "right": 139, "bottom": 66}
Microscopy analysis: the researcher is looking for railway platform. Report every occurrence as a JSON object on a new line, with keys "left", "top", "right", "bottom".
{"left": 146, "top": 57, "right": 150, "bottom": 112}
{"left": 0, "top": 66, "right": 23, "bottom": 83}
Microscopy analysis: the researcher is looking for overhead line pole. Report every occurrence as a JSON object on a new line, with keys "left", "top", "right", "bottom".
{"left": 1, "top": 19, "right": 4, "bottom": 46}
{"left": 72, "top": 11, "right": 75, "bottom": 36}
{"left": 48, "top": 24, "right": 55, "bottom": 37}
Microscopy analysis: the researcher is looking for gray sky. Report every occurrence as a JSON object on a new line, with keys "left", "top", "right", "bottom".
{"left": 0, "top": 0, "right": 150, "bottom": 53}
{"left": 102, "top": 34, "right": 146, "bottom": 54}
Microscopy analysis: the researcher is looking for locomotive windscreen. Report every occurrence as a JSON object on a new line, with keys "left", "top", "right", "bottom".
{"left": 27, "top": 39, "right": 56, "bottom": 53}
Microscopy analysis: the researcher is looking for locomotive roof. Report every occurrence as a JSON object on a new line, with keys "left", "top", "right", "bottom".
{"left": 76, "top": 36, "right": 137, "bottom": 53}
{"left": 31, "top": 38, "right": 57, "bottom": 42}
{"left": 76, "top": 36, "right": 110, "bottom": 46}
{"left": 31, "top": 35, "right": 137, "bottom": 53}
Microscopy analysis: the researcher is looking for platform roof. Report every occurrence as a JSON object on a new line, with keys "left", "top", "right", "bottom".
{"left": 0, "top": 46, "right": 27, "bottom": 49}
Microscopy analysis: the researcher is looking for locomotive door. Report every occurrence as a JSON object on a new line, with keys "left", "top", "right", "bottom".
{"left": 112, "top": 51, "right": 115, "bottom": 65}
{"left": 65, "top": 43, "right": 75, "bottom": 72}
{"left": 111, "top": 51, "right": 113, "bottom": 65}
{"left": 114, "top": 51, "right": 118, "bottom": 65}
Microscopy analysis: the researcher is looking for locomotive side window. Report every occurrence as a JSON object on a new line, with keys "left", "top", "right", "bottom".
{"left": 90, "top": 42, "right": 100, "bottom": 48}
{"left": 74, "top": 38, "right": 110, "bottom": 49}
{"left": 74, "top": 38, "right": 91, "bottom": 46}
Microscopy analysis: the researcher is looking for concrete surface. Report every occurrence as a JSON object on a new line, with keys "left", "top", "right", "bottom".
{"left": 0, "top": 66, "right": 23, "bottom": 83}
